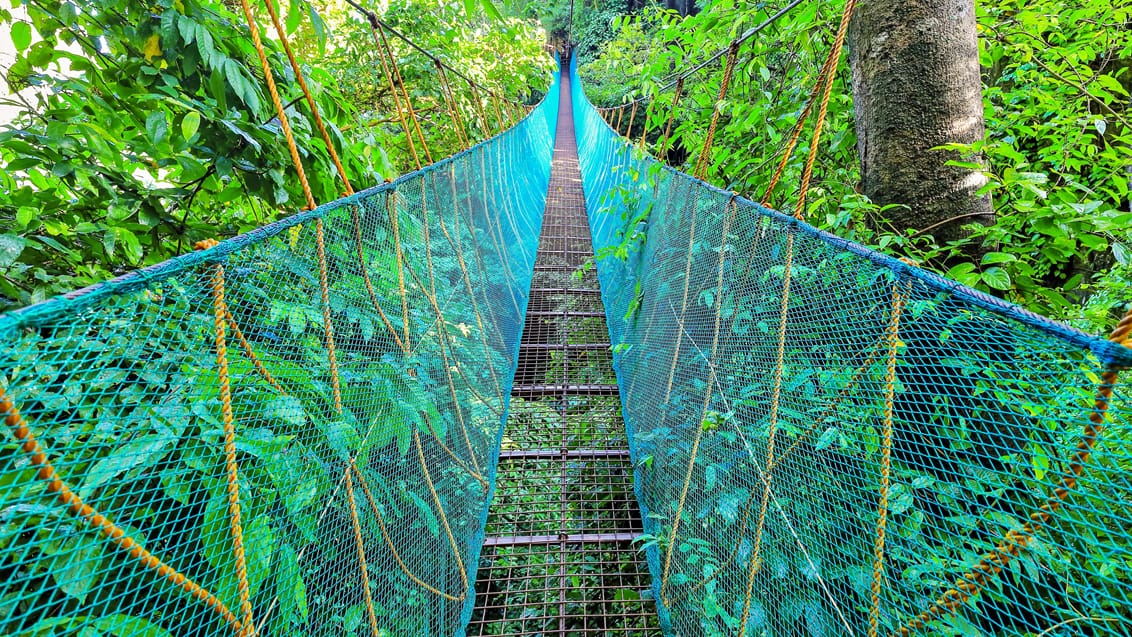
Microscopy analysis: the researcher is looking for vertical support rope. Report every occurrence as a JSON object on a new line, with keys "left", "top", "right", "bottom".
{"left": 637, "top": 98, "right": 654, "bottom": 152}
{"left": 615, "top": 105, "right": 624, "bottom": 135}
{"left": 870, "top": 277, "right": 909, "bottom": 637}
{"left": 895, "top": 307, "right": 1132, "bottom": 635}
{"left": 740, "top": 227, "right": 794, "bottom": 635}
{"left": 627, "top": 101, "right": 638, "bottom": 140}
{"left": 365, "top": 13, "right": 421, "bottom": 170}
{"left": 378, "top": 22, "right": 434, "bottom": 165}
{"left": 386, "top": 192, "right": 412, "bottom": 351}
{"left": 344, "top": 467, "right": 381, "bottom": 637}
{"left": 658, "top": 77, "right": 684, "bottom": 161}
{"left": 352, "top": 462, "right": 465, "bottom": 601}
{"left": 413, "top": 429, "right": 471, "bottom": 594}
{"left": 693, "top": 41, "right": 740, "bottom": 181}
{"left": 198, "top": 240, "right": 257, "bottom": 637}
{"left": 437, "top": 62, "right": 471, "bottom": 151}
{"left": 234, "top": 0, "right": 343, "bottom": 415}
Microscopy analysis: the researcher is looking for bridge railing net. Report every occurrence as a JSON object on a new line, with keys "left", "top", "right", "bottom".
{"left": 571, "top": 59, "right": 1132, "bottom": 637}
{"left": 0, "top": 71, "right": 558, "bottom": 637}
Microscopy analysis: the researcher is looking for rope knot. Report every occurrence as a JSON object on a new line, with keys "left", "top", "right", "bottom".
{"left": 194, "top": 238, "right": 220, "bottom": 251}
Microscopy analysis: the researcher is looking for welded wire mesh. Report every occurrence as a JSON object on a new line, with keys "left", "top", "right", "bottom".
{"left": 572, "top": 57, "right": 1132, "bottom": 637}
{"left": 0, "top": 70, "right": 559, "bottom": 637}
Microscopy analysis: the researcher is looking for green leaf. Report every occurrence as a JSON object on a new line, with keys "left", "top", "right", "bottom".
{"left": 146, "top": 111, "right": 168, "bottom": 145}
{"left": 0, "top": 234, "right": 27, "bottom": 268}
{"left": 981, "top": 266, "right": 1011, "bottom": 291}
{"left": 266, "top": 395, "right": 306, "bottom": 427}
{"left": 244, "top": 515, "right": 274, "bottom": 596}
{"left": 277, "top": 543, "right": 309, "bottom": 622}
{"left": 181, "top": 111, "right": 201, "bottom": 140}
{"left": 480, "top": 0, "right": 503, "bottom": 20}
{"left": 80, "top": 435, "right": 170, "bottom": 499}
{"left": 97, "top": 615, "right": 173, "bottom": 637}
{"left": 11, "top": 21, "right": 32, "bottom": 51}
{"left": 49, "top": 534, "right": 103, "bottom": 603}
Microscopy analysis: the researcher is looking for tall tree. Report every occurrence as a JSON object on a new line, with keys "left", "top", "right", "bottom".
{"left": 848, "top": 0, "right": 994, "bottom": 250}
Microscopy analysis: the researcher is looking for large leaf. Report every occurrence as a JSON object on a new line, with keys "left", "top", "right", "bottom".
{"left": 80, "top": 435, "right": 170, "bottom": 499}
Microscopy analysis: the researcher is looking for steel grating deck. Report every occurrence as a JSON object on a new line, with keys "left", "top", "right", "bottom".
{"left": 468, "top": 72, "right": 661, "bottom": 636}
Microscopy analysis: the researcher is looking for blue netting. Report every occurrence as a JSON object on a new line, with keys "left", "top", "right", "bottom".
{"left": 572, "top": 55, "right": 1132, "bottom": 636}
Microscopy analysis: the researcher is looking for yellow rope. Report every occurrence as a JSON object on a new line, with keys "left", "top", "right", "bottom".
{"left": 234, "top": 0, "right": 343, "bottom": 417}
{"left": 0, "top": 387, "right": 245, "bottom": 635}
{"left": 659, "top": 197, "right": 737, "bottom": 604}
{"left": 344, "top": 467, "right": 381, "bottom": 637}
{"left": 364, "top": 13, "right": 422, "bottom": 170}
{"left": 378, "top": 23, "right": 434, "bottom": 165}
{"left": 197, "top": 239, "right": 257, "bottom": 636}
{"left": 437, "top": 62, "right": 471, "bottom": 151}
{"left": 870, "top": 279, "right": 909, "bottom": 637}
{"left": 741, "top": 229, "right": 794, "bottom": 632}
{"left": 385, "top": 191, "right": 413, "bottom": 351}
{"left": 223, "top": 308, "right": 284, "bottom": 393}
{"left": 626, "top": 102, "right": 638, "bottom": 140}
{"left": 693, "top": 41, "right": 739, "bottom": 181}
{"left": 658, "top": 77, "right": 684, "bottom": 160}
{"left": 352, "top": 462, "right": 465, "bottom": 601}
{"left": 413, "top": 429, "right": 471, "bottom": 593}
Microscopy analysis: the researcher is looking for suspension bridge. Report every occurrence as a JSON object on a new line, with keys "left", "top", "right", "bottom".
{"left": 1, "top": 1, "right": 1131, "bottom": 636}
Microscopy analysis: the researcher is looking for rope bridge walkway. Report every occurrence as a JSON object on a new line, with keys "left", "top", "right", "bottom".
{"left": 2, "top": 3, "right": 1132, "bottom": 636}
{"left": 468, "top": 68, "right": 659, "bottom": 635}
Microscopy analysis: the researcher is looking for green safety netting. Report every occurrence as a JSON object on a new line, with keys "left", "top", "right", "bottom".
{"left": 0, "top": 67, "right": 559, "bottom": 636}
{"left": 571, "top": 56, "right": 1132, "bottom": 637}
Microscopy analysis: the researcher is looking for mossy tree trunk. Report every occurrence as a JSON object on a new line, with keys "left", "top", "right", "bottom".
{"left": 848, "top": 0, "right": 994, "bottom": 250}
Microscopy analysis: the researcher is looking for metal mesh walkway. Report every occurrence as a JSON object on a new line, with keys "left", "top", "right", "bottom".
{"left": 467, "top": 65, "right": 661, "bottom": 637}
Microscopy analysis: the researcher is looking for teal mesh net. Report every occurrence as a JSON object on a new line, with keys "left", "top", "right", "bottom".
{"left": 0, "top": 69, "right": 559, "bottom": 637}
{"left": 571, "top": 56, "right": 1132, "bottom": 636}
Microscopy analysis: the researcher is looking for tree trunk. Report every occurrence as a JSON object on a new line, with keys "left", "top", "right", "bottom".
{"left": 848, "top": 0, "right": 993, "bottom": 249}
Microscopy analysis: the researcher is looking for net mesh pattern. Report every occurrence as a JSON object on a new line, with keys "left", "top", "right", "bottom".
{"left": 0, "top": 71, "right": 559, "bottom": 637}
{"left": 571, "top": 57, "right": 1132, "bottom": 637}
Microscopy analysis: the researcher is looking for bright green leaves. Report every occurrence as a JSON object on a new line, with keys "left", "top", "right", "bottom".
{"left": 275, "top": 544, "right": 309, "bottom": 626}
{"left": 224, "top": 58, "right": 261, "bottom": 113}
{"left": 11, "top": 21, "right": 32, "bottom": 50}
{"left": 0, "top": 234, "right": 26, "bottom": 268}
{"left": 181, "top": 111, "right": 201, "bottom": 140}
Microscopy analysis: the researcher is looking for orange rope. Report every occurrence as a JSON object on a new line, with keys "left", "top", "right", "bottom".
{"left": 385, "top": 191, "right": 412, "bottom": 350}
{"left": 693, "top": 41, "right": 740, "bottom": 181}
{"left": 895, "top": 306, "right": 1132, "bottom": 635}
{"left": 0, "top": 387, "right": 245, "bottom": 635}
{"left": 637, "top": 98, "right": 654, "bottom": 152}
{"left": 626, "top": 101, "right": 638, "bottom": 140}
{"left": 794, "top": 0, "right": 859, "bottom": 218}
{"left": 437, "top": 62, "right": 470, "bottom": 151}
{"left": 234, "top": 0, "right": 343, "bottom": 416}
{"left": 352, "top": 462, "right": 464, "bottom": 601}
{"left": 259, "top": 0, "right": 352, "bottom": 195}
{"left": 197, "top": 239, "right": 257, "bottom": 636}
{"left": 870, "top": 279, "right": 909, "bottom": 637}
{"left": 366, "top": 14, "right": 421, "bottom": 170}
{"left": 413, "top": 429, "right": 470, "bottom": 592}
{"left": 658, "top": 77, "right": 684, "bottom": 160}
{"left": 378, "top": 23, "right": 434, "bottom": 165}
{"left": 224, "top": 308, "right": 284, "bottom": 393}
{"left": 344, "top": 468, "right": 380, "bottom": 637}
{"left": 659, "top": 197, "right": 737, "bottom": 604}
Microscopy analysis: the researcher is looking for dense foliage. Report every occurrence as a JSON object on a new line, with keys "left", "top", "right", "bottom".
{"left": 577, "top": 0, "right": 1132, "bottom": 332}
{"left": 0, "top": 0, "right": 551, "bottom": 310}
